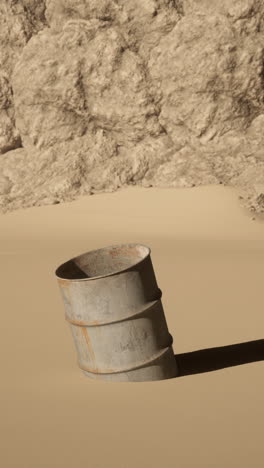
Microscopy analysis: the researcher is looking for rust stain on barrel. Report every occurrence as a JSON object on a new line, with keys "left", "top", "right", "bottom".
{"left": 58, "top": 278, "right": 70, "bottom": 287}
{"left": 55, "top": 243, "right": 178, "bottom": 381}
{"left": 81, "top": 327, "right": 97, "bottom": 371}
{"left": 79, "top": 346, "right": 172, "bottom": 375}
{"left": 79, "top": 364, "right": 115, "bottom": 374}
{"left": 67, "top": 318, "right": 100, "bottom": 327}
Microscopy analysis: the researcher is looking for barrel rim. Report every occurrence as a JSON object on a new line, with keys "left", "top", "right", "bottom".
{"left": 55, "top": 243, "right": 151, "bottom": 282}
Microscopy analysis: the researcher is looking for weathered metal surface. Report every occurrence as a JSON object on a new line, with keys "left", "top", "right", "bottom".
{"left": 55, "top": 243, "right": 178, "bottom": 382}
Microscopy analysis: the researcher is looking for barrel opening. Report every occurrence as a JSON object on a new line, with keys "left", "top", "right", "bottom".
{"left": 55, "top": 244, "right": 150, "bottom": 280}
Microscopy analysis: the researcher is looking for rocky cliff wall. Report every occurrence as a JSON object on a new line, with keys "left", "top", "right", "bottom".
{"left": 1, "top": 0, "right": 264, "bottom": 213}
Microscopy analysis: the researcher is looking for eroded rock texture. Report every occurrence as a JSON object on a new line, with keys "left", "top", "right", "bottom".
{"left": 1, "top": 0, "right": 264, "bottom": 213}
{"left": 0, "top": 0, "right": 46, "bottom": 154}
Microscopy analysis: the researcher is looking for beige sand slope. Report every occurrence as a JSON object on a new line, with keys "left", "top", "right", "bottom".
{"left": 0, "top": 186, "right": 263, "bottom": 468}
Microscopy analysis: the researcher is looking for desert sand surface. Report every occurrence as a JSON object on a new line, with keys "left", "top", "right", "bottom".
{"left": 0, "top": 185, "right": 264, "bottom": 468}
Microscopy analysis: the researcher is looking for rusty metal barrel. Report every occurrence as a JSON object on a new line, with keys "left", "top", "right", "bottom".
{"left": 55, "top": 243, "right": 178, "bottom": 382}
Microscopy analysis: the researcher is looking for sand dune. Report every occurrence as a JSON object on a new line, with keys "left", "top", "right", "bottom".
{"left": 0, "top": 186, "right": 263, "bottom": 468}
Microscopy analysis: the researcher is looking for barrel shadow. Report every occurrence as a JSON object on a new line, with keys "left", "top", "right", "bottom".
{"left": 174, "top": 339, "right": 264, "bottom": 377}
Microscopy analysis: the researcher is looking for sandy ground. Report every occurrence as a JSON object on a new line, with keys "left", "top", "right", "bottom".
{"left": 0, "top": 186, "right": 264, "bottom": 468}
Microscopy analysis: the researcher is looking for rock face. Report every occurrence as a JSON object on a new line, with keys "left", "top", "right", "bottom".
{"left": 1, "top": 0, "right": 264, "bottom": 213}
{"left": 0, "top": 1, "right": 46, "bottom": 155}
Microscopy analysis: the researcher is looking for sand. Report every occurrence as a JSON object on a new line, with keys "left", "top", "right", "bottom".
{"left": 0, "top": 185, "right": 263, "bottom": 468}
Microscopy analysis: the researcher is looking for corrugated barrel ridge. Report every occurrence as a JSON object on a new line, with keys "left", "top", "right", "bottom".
{"left": 55, "top": 243, "right": 178, "bottom": 382}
